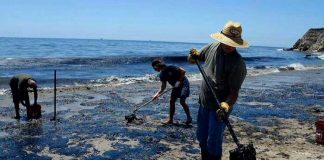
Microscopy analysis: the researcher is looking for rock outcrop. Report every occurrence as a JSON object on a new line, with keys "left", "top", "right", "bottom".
{"left": 284, "top": 28, "right": 324, "bottom": 53}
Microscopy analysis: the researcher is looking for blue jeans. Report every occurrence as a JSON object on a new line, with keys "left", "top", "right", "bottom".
{"left": 196, "top": 105, "right": 225, "bottom": 157}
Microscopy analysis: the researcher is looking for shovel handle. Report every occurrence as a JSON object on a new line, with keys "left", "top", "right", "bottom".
{"left": 133, "top": 87, "right": 173, "bottom": 113}
{"left": 194, "top": 58, "right": 241, "bottom": 147}
{"left": 195, "top": 59, "right": 221, "bottom": 106}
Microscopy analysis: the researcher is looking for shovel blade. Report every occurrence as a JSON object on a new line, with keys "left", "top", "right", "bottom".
{"left": 125, "top": 114, "right": 137, "bottom": 123}
{"left": 229, "top": 143, "right": 256, "bottom": 160}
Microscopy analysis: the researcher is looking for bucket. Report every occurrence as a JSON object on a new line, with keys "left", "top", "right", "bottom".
{"left": 315, "top": 120, "right": 324, "bottom": 145}
{"left": 27, "top": 104, "right": 42, "bottom": 119}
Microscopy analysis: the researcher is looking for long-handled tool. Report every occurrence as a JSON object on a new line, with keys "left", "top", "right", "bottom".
{"left": 125, "top": 88, "right": 173, "bottom": 123}
{"left": 194, "top": 58, "right": 256, "bottom": 160}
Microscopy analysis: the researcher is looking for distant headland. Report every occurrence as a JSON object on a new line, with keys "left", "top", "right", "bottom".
{"left": 284, "top": 28, "right": 324, "bottom": 53}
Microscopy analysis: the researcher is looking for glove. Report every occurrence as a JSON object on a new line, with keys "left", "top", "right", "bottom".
{"left": 187, "top": 48, "right": 200, "bottom": 64}
{"left": 174, "top": 81, "right": 181, "bottom": 88}
{"left": 216, "top": 102, "right": 230, "bottom": 120}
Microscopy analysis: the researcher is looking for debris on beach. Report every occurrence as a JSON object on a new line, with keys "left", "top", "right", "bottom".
{"left": 306, "top": 105, "right": 323, "bottom": 113}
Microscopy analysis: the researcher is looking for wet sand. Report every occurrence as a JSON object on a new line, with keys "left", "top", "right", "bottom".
{"left": 0, "top": 69, "right": 323, "bottom": 159}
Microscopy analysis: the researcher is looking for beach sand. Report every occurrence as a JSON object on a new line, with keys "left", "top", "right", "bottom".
{"left": 0, "top": 69, "right": 323, "bottom": 159}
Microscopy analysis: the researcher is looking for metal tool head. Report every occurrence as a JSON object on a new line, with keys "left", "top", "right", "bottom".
{"left": 125, "top": 114, "right": 137, "bottom": 123}
{"left": 229, "top": 143, "right": 256, "bottom": 160}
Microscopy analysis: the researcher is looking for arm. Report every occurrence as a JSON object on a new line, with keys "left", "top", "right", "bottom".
{"left": 20, "top": 92, "right": 30, "bottom": 107}
{"left": 188, "top": 44, "right": 210, "bottom": 64}
{"left": 174, "top": 67, "right": 186, "bottom": 88}
{"left": 19, "top": 88, "right": 28, "bottom": 106}
{"left": 177, "top": 67, "right": 186, "bottom": 81}
{"left": 225, "top": 90, "right": 239, "bottom": 107}
{"left": 223, "top": 59, "right": 247, "bottom": 111}
{"left": 28, "top": 79, "right": 38, "bottom": 106}
{"left": 217, "top": 89, "right": 239, "bottom": 120}
{"left": 153, "top": 81, "right": 167, "bottom": 100}
{"left": 188, "top": 49, "right": 205, "bottom": 64}
{"left": 33, "top": 86, "right": 38, "bottom": 105}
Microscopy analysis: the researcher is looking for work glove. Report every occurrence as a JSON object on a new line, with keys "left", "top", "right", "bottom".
{"left": 188, "top": 48, "right": 200, "bottom": 64}
{"left": 216, "top": 102, "right": 230, "bottom": 120}
{"left": 174, "top": 81, "right": 181, "bottom": 88}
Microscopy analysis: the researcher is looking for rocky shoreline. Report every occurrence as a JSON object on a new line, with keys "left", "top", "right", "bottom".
{"left": 284, "top": 28, "right": 324, "bottom": 53}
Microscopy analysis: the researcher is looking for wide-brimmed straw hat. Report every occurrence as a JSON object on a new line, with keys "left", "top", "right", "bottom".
{"left": 210, "top": 21, "right": 249, "bottom": 48}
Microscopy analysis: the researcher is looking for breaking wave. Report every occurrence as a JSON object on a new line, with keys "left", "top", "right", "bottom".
{"left": 88, "top": 63, "right": 324, "bottom": 85}
{"left": 0, "top": 88, "right": 8, "bottom": 95}
{"left": 1, "top": 63, "right": 322, "bottom": 93}
{"left": 248, "top": 63, "right": 324, "bottom": 76}
{"left": 318, "top": 54, "right": 324, "bottom": 60}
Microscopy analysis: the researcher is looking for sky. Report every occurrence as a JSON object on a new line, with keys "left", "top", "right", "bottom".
{"left": 0, "top": 0, "right": 323, "bottom": 47}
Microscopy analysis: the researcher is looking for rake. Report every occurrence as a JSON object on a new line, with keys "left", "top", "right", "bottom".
{"left": 125, "top": 88, "right": 173, "bottom": 123}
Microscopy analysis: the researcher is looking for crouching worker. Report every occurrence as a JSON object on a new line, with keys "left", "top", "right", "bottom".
{"left": 151, "top": 59, "right": 192, "bottom": 125}
{"left": 9, "top": 74, "right": 41, "bottom": 119}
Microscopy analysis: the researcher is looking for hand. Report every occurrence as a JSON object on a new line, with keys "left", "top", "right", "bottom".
{"left": 152, "top": 93, "right": 160, "bottom": 100}
{"left": 216, "top": 102, "right": 230, "bottom": 120}
{"left": 20, "top": 100, "right": 27, "bottom": 107}
{"left": 174, "top": 81, "right": 181, "bottom": 88}
{"left": 188, "top": 48, "right": 200, "bottom": 64}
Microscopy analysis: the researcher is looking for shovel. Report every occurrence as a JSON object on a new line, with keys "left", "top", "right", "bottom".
{"left": 194, "top": 58, "right": 256, "bottom": 160}
{"left": 125, "top": 88, "right": 173, "bottom": 123}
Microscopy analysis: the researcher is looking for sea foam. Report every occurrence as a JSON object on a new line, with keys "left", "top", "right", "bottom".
{"left": 318, "top": 54, "right": 324, "bottom": 60}
{"left": 0, "top": 89, "right": 8, "bottom": 95}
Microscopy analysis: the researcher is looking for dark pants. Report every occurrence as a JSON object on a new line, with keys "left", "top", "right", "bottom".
{"left": 197, "top": 105, "right": 225, "bottom": 158}
{"left": 168, "top": 77, "right": 191, "bottom": 122}
{"left": 9, "top": 78, "right": 30, "bottom": 118}
{"left": 171, "top": 77, "right": 190, "bottom": 99}
{"left": 10, "top": 78, "right": 20, "bottom": 118}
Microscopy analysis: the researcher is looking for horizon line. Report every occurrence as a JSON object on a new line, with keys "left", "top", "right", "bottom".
{"left": 0, "top": 36, "right": 207, "bottom": 45}
{"left": 0, "top": 36, "right": 284, "bottom": 48}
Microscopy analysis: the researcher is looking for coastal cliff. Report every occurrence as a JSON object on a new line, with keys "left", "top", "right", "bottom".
{"left": 285, "top": 28, "right": 324, "bottom": 53}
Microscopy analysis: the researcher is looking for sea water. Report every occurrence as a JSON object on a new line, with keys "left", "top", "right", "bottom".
{"left": 0, "top": 37, "right": 323, "bottom": 90}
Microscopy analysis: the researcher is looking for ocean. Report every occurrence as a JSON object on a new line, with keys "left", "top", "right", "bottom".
{"left": 0, "top": 37, "right": 323, "bottom": 90}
